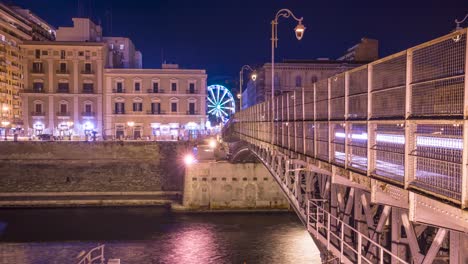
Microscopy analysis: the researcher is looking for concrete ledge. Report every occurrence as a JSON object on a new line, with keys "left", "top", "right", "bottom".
{"left": 0, "top": 199, "right": 176, "bottom": 208}
{"left": 171, "top": 203, "right": 291, "bottom": 213}
{"left": 0, "top": 191, "right": 182, "bottom": 197}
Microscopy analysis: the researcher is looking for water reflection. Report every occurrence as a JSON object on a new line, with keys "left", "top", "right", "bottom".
{"left": 0, "top": 208, "right": 322, "bottom": 264}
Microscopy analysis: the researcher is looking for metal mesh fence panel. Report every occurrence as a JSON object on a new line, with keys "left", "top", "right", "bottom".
{"left": 316, "top": 79, "right": 328, "bottom": 120}
{"left": 348, "top": 94, "right": 367, "bottom": 120}
{"left": 288, "top": 93, "right": 295, "bottom": 121}
{"left": 316, "top": 122, "right": 329, "bottom": 161}
{"left": 296, "top": 122, "right": 304, "bottom": 153}
{"left": 305, "top": 122, "right": 315, "bottom": 157}
{"left": 371, "top": 123, "right": 405, "bottom": 183}
{"left": 349, "top": 67, "right": 368, "bottom": 96}
{"left": 348, "top": 123, "right": 368, "bottom": 171}
{"left": 371, "top": 87, "right": 406, "bottom": 118}
{"left": 295, "top": 90, "right": 303, "bottom": 121}
{"left": 331, "top": 122, "right": 345, "bottom": 166}
{"left": 282, "top": 122, "right": 288, "bottom": 149}
{"left": 409, "top": 123, "right": 462, "bottom": 201}
{"left": 304, "top": 88, "right": 314, "bottom": 121}
{"left": 330, "top": 97, "right": 345, "bottom": 121}
{"left": 330, "top": 75, "right": 345, "bottom": 98}
{"left": 372, "top": 54, "right": 406, "bottom": 91}
{"left": 411, "top": 76, "right": 464, "bottom": 117}
{"left": 412, "top": 33, "right": 466, "bottom": 83}
{"left": 288, "top": 122, "right": 295, "bottom": 150}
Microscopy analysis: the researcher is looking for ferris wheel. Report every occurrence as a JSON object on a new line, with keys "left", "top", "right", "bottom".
{"left": 207, "top": 84, "right": 236, "bottom": 122}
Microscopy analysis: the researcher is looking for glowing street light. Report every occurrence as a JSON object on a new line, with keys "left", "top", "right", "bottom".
{"left": 208, "top": 138, "right": 217, "bottom": 149}
{"left": 271, "top": 9, "right": 305, "bottom": 144}
{"left": 184, "top": 154, "right": 196, "bottom": 165}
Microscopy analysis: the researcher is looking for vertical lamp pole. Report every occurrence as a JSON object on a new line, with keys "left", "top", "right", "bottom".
{"left": 271, "top": 9, "right": 306, "bottom": 144}
{"left": 239, "top": 65, "right": 257, "bottom": 111}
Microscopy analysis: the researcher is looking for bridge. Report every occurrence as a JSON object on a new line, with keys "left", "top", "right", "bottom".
{"left": 223, "top": 28, "right": 468, "bottom": 263}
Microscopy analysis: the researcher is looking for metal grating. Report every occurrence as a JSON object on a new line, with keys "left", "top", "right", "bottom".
{"left": 331, "top": 123, "right": 345, "bottom": 165}
{"left": 372, "top": 123, "right": 405, "bottom": 183}
{"left": 316, "top": 80, "right": 328, "bottom": 120}
{"left": 330, "top": 75, "right": 345, "bottom": 99}
{"left": 411, "top": 76, "right": 464, "bottom": 117}
{"left": 305, "top": 122, "right": 315, "bottom": 157}
{"left": 303, "top": 89, "right": 314, "bottom": 120}
{"left": 288, "top": 93, "right": 295, "bottom": 121}
{"left": 348, "top": 94, "right": 367, "bottom": 120}
{"left": 412, "top": 33, "right": 466, "bottom": 83}
{"left": 296, "top": 122, "right": 304, "bottom": 153}
{"left": 330, "top": 97, "right": 345, "bottom": 120}
{"left": 316, "top": 122, "right": 329, "bottom": 161}
{"left": 349, "top": 67, "right": 368, "bottom": 95}
{"left": 372, "top": 54, "right": 406, "bottom": 91}
{"left": 348, "top": 123, "right": 368, "bottom": 171}
{"left": 371, "top": 87, "right": 406, "bottom": 119}
{"left": 409, "top": 123, "right": 462, "bottom": 201}
{"left": 288, "top": 122, "right": 295, "bottom": 150}
{"left": 295, "top": 90, "right": 304, "bottom": 121}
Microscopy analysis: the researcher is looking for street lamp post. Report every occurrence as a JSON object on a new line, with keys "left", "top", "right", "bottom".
{"left": 239, "top": 65, "right": 257, "bottom": 111}
{"left": 271, "top": 9, "right": 305, "bottom": 144}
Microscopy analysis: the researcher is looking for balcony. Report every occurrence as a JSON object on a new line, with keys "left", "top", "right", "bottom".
{"left": 187, "top": 110, "right": 199, "bottom": 115}
{"left": 24, "top": 88, "right": 45, "bottom": 93}
{"left": 56, "top": 70, "right": 70, "bottom": 75}
{"left": 81, "top": 70, "right": 95, "bottom": 75}
{"left": 57, "top": 88, "right": 70, "bottom": 93}
{"left": 113, "top": 110, "right": 125, "bottom": 114}
{"left": 31, "top": 69, "right": 44, "bottom": 74}
{"left": 82, "top": 88, "right": 94, "bottom": 94}
{"left": 146, "top": 110, "right": 166, "bottom": 115}
{"left": 112, "top": 88, "right": 125, "bottom": 93}
{"left": 147, "top": 88, "right": 165, "bottom": 94}
{"left": 186, "top": 89, "right": 198, "bottom": 94}
{"left": 56, "top": 112, "right": 70, "bottom": 116}
{"left": 31, "top": 111, "right": 45, "bottom": 116}
{"left": 82, "top": 112, "right": 95, "bottom": 117}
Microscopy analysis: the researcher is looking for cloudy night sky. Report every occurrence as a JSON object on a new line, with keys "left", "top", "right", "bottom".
{"left": 10, "top": 0, "right": 467, "bottom": 84}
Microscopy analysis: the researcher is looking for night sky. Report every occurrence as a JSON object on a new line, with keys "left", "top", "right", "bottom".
{"left": 10, "top": 0, "right": 467, "bottom": 85}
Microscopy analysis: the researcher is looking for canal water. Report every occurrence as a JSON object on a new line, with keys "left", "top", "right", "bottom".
{"left": 0, "top": 207, "right": 322, "bottom": 264}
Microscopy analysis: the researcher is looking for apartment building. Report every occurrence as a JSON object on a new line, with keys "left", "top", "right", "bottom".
{"left": 21, "top": 41, "right": 106, "bottom": 137}
{"left": 104, "top": 64, "right": 207, "bottom": 140}
{"left": 0, "top": 3, "right": 54, "bottom": 131}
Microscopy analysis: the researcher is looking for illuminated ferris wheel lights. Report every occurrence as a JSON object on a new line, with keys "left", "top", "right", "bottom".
{"left": 206, "top": 85, "right": 236, "bottom": 122}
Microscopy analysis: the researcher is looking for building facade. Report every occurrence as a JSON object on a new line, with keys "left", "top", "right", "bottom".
{"left": 104, "top": 65, "right": 207, "bottom": 140}
{"left": 21, "top": 41, "right": 106, "bottom": 137}
{"left": 0, "top": 3, "right": 54, "bottom": 131}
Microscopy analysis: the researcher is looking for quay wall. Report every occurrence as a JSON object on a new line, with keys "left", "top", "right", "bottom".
{"left": 182, "top": 161, "right": 289, "bottom": 210}
{"left": 0, "top": 142, "right": 188, "bottom": 193}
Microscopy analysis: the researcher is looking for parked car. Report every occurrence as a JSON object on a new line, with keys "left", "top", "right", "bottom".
{"left": 37, "top": 134, "right": 53, "bottom": 141}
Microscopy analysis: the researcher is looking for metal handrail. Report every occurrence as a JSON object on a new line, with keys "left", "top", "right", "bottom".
{"left": 76, "top": 244, "right": 105, "bottom": 264}
{"left": 307, "top": 200, "right": 408, "bottom": 264}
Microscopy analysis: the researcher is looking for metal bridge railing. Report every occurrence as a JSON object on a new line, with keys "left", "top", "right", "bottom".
{"left": 232, "top": 28, "right": 468, "bottom": 207}
{"left": 76, "top": 245, "right": 105, "bottom": 264}
{"left": 307, "top": 200, "right": 409, "bottom": 264}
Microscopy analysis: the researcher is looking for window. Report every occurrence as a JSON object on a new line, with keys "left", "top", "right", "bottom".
{"left": 78, "top": 51, "right": 84, "bottom": 56}
{"left": 83, "top": 83, "right": 94, "bottom": 93}
{"left": 60, "top": 103, "right": 67, "bottom": 114}
{"left": 151, "top": 102, "right": 161, "bottom": 114}
{"left": 311, "top": 76, "right": 318, "bottom": 83}
{"left": 114, "top": 102, "right": 125, "bottom": 114}
{"left": 84, "top": 63, "right": 92, "bottom": 73}
{"left": 171, "top": 102, "right": 177, "bottom": 112}
{"left": 60, "top": 50, "right": 66, "bottom": 59}
{"left": 119, "top": 44, "right": 124, "bottom": 50}
{"left": 189, "top": 83, "right": 195, "bottom": 93}
{"left": 109, "top": 44, "right": 114, "bottom": 50}
{"left": 35, "top": 103, "right": 42, "bottom": 113}
{"left": 171, "top": 82, "right": 177, "bottom": 92}
{"left": 35, "top": 49, "right": 40, "bottom": 59}
{"left": 85, "top": 104, "right": 92, "bottom": 113}
{"left": 32, "top": 82, "right": 44, "bottom": 92}
{"left": 153, "top": 82, "right": 159, "bottom": 93}
{"left": 58, "top": 83, "right": 69, "bottom": 93}
{"left": 295, "top": 76, "right": 302, "bottom": 87}
{"left": 59, "top": 62, "right": 67, "bottom": 73}
{"left": 132, "top": 102, "right": 143, "bottom": 112}
{"left": 41, "top": 50, "right": 48, "bottom": 56}
{"left": 32, "top": 62, "right": 43, "bottom": 73}
{"left": 116, "top": 82, "right": 123, "bottom": 93}
{"left": 134, "top": 82, "right": 141, "bottom": 92}
{"left": 189, "top": 102, "right": 195, "bottom": 114}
